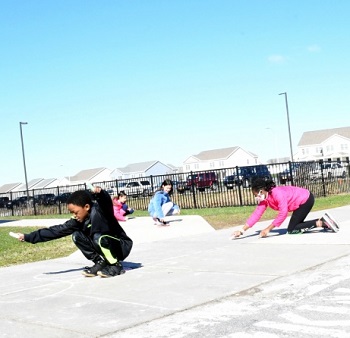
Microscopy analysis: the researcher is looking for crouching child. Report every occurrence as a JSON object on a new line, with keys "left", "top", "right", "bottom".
{"left": 14, "top": 186, "right": 133, "bottom": 278}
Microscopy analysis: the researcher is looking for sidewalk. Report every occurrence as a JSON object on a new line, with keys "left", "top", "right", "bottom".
{"left": 1, "top": 207, "right": 350, "bottom": 338}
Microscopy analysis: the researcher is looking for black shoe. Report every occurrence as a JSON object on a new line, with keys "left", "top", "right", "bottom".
{"left": 302, "top": 225, "right": 317, "bottom": 233}
{"left": 97, "top": 262, "right": 125, "bottom": 278}
{"left": 82, "top": 259, "right": 107, "bottom": 277}
{"left": 288, "top": 229, "right": 303, "bottom": 235}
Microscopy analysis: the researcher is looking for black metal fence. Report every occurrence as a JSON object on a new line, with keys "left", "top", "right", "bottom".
{"left": 1, "top": 159, "right": 349, "bottom": 217}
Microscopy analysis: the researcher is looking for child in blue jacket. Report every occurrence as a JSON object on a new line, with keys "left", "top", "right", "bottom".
{"left": 148, "top": 179, "right": 180, "bottom": 225}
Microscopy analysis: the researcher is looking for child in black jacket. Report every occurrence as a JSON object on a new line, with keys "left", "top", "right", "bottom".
{"left": 14, "top": 186, "right": 133, "bottom": 278}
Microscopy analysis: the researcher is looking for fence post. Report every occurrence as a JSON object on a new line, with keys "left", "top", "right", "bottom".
{"left": 189, "top": 171, "right": 197, "bottom": 208}
{"left": 150, "top": 175, "right": 154, "bottom": 192}
{"left": 32, "top": 189, "right": 37, "bottom": 216}
{"left": 319, "top": 159, "right": 327, "bottom": 197}
{"left": 10, "top": 191, "right": 14, "bottom": 216}
{"left": 288, "top": 161, "right": 294, "bottom": 186}
{"left": 235, "top": 166, "right": 243, "bottom": 206}
{"left": 57, "top": 186, "right": 62, "bottom": 215}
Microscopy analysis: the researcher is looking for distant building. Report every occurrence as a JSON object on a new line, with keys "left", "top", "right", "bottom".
{"left": 0, "top": 183, "right": 22, "bottom": 195}
{"left": 12, "top": 178, "right": 45, "bottom": 193}
{"left": 295, "top": 126, "right": 350, "bottom": 162}
{"left": 183, "top": 146, "right": 259, "bottom": 173}
{"left": 69, "top": 167, "right": 113, "bottom": 185}
{"left": 111, "top": 160, "right": 176, "bottom": 180}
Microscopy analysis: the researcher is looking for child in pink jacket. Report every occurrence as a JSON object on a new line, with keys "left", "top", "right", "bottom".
{"left": 232, "top": 178, "right": 340, "bottom": 238}
{"left": 113, "top": 192, "right": 134, "bottom": 222}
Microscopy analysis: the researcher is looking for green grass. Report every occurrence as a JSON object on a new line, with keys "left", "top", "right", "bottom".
{"left": 1, "top": 193, "right": 349, "bottom": 268}
{"left": 0, "top": 226, "right": 76, "bottom": 267}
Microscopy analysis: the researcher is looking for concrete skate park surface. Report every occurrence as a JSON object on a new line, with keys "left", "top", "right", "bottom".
{"left": 1, "top": 207, "right": 350, "bottom": 338}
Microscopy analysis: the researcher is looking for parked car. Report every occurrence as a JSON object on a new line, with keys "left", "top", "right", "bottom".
{"left": 310, "top": 162, "right": 347, "bottom": 180}
{"left": 34, "top": 193, "right": 56, "bottom": 205}
{"left": 122, "top": 180, "right": 152, "bottom": 197}
{"left": 278, "top": 163, "right": 301, "bottom": 184}
{"left": 223, "top": 175, "right": 236, "bottom": 189}
{"left": 6, "top": 196, "right": 32, "bottom": 209}
{"left": 176, "top": 180, "right": 187, "bottom": 194}
{"left": 224, "top": 165, "right": 272, "bottom": 188}
{"left": 185, "top": 172, "right": 218, "bottom": 192}
{"left": 106, "top": 182, "right": 128, "bottom": 196}
{"left": 0, "top": 197, "right": 10, "bottom": 208}
{"left": 48, "top": 192, "right": 72, "bottom": 205}
{"left": 278, "top": 162, "right": 323, "bottom": 184}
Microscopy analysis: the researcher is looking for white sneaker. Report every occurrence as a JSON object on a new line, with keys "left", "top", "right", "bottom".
{"left": 324, "top": 212, "right": 340, "bottom": 232}
{"left": 322, "top": 214, "right": 339, "bottom": 233}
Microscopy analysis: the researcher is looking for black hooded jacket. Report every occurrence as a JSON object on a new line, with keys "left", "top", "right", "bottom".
{"left": 24, "top": 189, "right": 133, "bottom": 260}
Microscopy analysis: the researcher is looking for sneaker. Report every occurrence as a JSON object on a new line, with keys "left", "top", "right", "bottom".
{"left": 97, "top": 263, "right": 125, "bottom": 278}
{"left": 153, "top": 217, "right": 169, "bottom": 226}
{"left": 288, "top": 229, "right": 303, "bottom": 235}
{"left": 324, "top": 212, "right": 340, "bottom": 232}
{"left": 321, "top": 216, "right": 338, "bottom": 233}
{"left": 301, "top": 225, "right": 317, "bottom": 233}
{"left": 82, "top": 259, "right": 107, "bottom": 277}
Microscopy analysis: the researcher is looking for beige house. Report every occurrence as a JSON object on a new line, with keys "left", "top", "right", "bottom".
{"left": 295, "top": 126, "right": 350, "bottom": 162}
{"left": 69, "top": 167, "right": 113, "bottom": 185}
{"left": 182, "top": 146, "right": 259, "bottom": 173}
{"left": 111, "top": 160, "right": 178, "bottom": 180}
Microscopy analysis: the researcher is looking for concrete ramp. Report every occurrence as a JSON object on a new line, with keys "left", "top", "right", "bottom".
{"left": 1, "top": 215, "right": 215, "bottom": 245}
{"left": 1, "top": 208, "right": 350, "bottom": 338}
{"left": 121, "top": 215, "right": 215, "bottom": 244}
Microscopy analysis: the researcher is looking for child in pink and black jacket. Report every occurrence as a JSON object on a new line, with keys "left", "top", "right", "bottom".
{"left": 113, "top": 191, "right": 134, "bottom": 222}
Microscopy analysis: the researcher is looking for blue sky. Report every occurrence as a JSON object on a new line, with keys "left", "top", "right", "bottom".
{"left": 1, "top": 0, "right": 349, "bottom": 186}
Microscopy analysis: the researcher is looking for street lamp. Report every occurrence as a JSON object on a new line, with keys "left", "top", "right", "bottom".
{"left": 279, "top": 92, "right": 294, "bottom": 162}
{"left": 19, "top": 122, "right": 29, "bottom": 199}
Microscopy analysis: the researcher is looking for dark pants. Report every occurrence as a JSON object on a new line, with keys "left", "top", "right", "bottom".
{"left": 287, "top": 192, "right": 319, "bottom": 233}
{"left": 72, "top": 231, "right": 124, "bottom": 265}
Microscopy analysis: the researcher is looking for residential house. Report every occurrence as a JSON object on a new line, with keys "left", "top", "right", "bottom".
{"left": 111, "top": 160, "right": 176, "bottom": 180}
{"left": 69, "top": 167, "right": 113, "bottom": 185}
{"left": 0, "top": 183, "right": 22, "bottom": 196}
{"left": 183, "top": 146, "right": 259, "bottom": 175}
{"left": 12, "top": 178, "right": 45, "bottom": 194}
{"left": 295, "top": 126, "right": 350, "bottom": 162}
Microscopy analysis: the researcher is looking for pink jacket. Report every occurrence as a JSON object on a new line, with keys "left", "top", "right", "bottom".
{"left": 113, "top": 200, "right": 127, "bottom": 222}
{"left": 246, "top": 186, "right": 310, "bottom": 228}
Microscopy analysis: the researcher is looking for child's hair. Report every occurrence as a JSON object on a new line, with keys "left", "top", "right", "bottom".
{"left": 155, "top": 179, "right": 174, "bottom": 195}
{"left": 251, "top": 177, "right": 276, "bottom": 193}
{"left": 67, "top": 190, "right": 93, "bottom": 207}
{"left": 117, "top": 191, "right": 127, "bottom": 199}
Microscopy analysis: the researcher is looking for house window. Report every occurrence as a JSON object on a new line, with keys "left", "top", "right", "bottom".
{"left": 194, "top": 163, "right": 199, "bottom": 169}
{"left": 210, "top": 162, "right": 215, "bottom": 168}
{"left": 341, "top": 144, "right": 348, "bottom": 151}
{"left": 326, "top": 145, "right": 334, "bottom": 152}
{"left": 219, "top": 161, "right": 224, "bottom": 167}
{"left": 185, "top": 165, "right": 190, "bottom": 171}
{"left": 316, "top": 147, "right": 323, "bottom": 155}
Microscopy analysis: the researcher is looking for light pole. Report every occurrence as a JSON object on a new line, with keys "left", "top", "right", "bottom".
{"left": 279, "top": 92, "right": 294, "bottom": 162}
{"left": 19, "top": 122, "right": 29, "bottom": 199}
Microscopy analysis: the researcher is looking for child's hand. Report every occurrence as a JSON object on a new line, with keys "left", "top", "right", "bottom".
{"left": 232, "top": 230, "right": 243, "bottom": 238}
{"left": 259, "top": 228, "right": 270, "bottom": 238}
{"left": 9, "top": 232, "right": 25, "bottom": 242}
